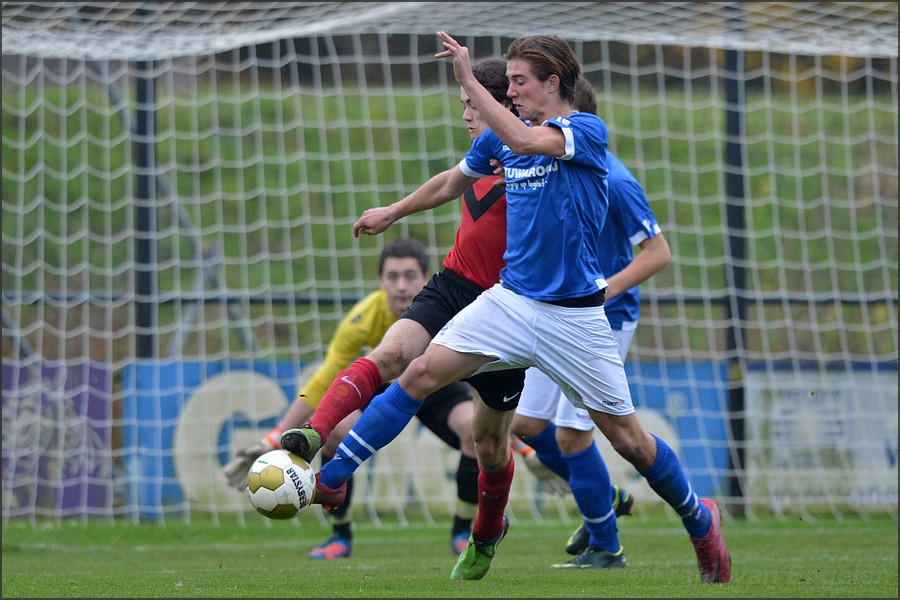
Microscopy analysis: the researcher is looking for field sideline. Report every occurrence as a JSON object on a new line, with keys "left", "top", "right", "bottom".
{"left": 2, "top": 515, "right": 896, "bottom": 598}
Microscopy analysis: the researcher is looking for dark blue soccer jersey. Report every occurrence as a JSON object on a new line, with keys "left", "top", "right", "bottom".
{"left": 600, "top": 152, "right": 661, "bottom": 330}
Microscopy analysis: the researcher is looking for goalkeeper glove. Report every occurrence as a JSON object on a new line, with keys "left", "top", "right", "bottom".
{"left": 221, "top": 427, "right": 282, "bottom": 490}
{"left": 510, "top": 436, "right": 571, "bottom": 497}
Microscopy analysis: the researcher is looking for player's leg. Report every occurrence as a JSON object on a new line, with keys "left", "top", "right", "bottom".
{"left": 551, "top": 401, "right": 625, "bottom": 568}
{"left": 415, "top": 382, "right": 478, "bottom": 555}
{"left": 511, "top": 368, "right": 570, "bottom": 480}
{"left": 540, "top": 302, "right": 730, "bottom": 583}
{"left": 463, "top": 366, "right": 527, "bottom": 537}
{"left": 283, "top": 318, "right": 432, "bottom": 461}
{"left": 316, "top": 344, "right": 489, "bottom": 492}
{"left": 450, "top": 394, "right": 516, "bottom": 581}
{"left": 308, "top": 411, "right": 360, "bottom": 559}
{"left": 285, "top": 272, "right": 469, "bottom": 461}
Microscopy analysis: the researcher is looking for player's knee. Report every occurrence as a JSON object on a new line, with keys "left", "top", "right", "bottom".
{"left": 369, "top": 345, "right": 411, "bottom": 381}
{"left": 509, "top": 413, "right": 547, "bottom": 439}
{"left": 474, "top": 439, "right": 507, "bottom": 471}
{"left": 398, "top": 356, "right": 447, "bottom": 398}
{"left": 556, "top": 427, "right": 593, "bottom": 454}
{"left": 608, "top": 430, "right": 655, "bottom": 470}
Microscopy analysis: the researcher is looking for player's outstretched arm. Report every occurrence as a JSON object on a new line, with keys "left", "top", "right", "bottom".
{"left": 354, "top": 165, "right": 475, "bottom": 237}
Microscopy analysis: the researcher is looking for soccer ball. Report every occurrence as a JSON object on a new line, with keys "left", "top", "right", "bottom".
{"left": 246, "top": 449, "right": 315, "bottom": 519}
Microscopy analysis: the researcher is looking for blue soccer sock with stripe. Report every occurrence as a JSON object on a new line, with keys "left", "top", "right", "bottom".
{"left": 639, "top": 433, "right": 711, "bottom": 538}
{"left": 563, "top": 443, "right": 620, "bottom": 553}
{"left": 318, "top": 381, "right": 422, "bottom": 489}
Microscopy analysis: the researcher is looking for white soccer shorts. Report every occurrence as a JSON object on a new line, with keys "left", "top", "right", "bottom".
{"left": 431, "top": 283, "right": 635, "bottom": 416}
{"left": 516, "top": 327, "right": 636, "bottom": 430}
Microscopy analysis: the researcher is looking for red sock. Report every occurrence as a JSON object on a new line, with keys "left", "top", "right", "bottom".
{"left": 473, "top": 449, "right": 514, "bottom": 541}
{"left": 309, "top": 357, "right": 382, "bottom": 440}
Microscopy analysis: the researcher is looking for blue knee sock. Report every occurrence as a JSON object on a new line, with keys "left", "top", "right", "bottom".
{"left": 639, "top": 434, "right": 711, "bottom": 538}
{"left": 523, "top": 423, "right": 570, "bottom": 481}
{"left": 563, "top": 444, "right": 620, "bottom": 553}
{"left": 319, "top": 381, "right": 422, "bottom": 489}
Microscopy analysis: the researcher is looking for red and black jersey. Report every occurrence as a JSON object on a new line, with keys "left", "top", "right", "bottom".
{"left": 441, "top": 175, "right": 507, "bottom": 290}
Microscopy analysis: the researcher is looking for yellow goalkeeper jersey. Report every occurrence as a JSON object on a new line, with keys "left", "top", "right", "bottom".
{"left": 297, "top": 289, "right": 397, "bottom": 410}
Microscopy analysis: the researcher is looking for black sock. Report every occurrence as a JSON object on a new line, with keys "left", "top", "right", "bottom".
{"left": 451, "top": 514, "right": 472, "bottom": 537}
{"left": 333, "top": 522, "right": 352, "bottom": 541}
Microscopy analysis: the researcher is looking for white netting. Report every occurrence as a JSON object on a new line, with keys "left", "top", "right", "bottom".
{"left": 3, "top": 2, "right": 897, "bottom": 59}
{"left": 2, "top": 2, "right": 897, "bottom": 525}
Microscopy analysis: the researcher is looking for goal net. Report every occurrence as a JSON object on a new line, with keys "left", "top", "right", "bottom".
{"left": 2, "top": 2, "right": 897, "bottom": 525}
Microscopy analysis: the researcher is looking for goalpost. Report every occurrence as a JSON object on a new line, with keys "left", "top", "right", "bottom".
{"left": 2, "top": 2, "right": 897, "bottom": 525}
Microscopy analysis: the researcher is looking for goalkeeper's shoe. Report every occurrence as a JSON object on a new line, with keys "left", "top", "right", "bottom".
{"left": 451, "top": 531, "right": 471, "bottom": 556}
{"left": 551, "top": 546, "right": 626, "bottom": 570}
{"left": 565, "top": 485, "right": 634, "bottom": 555}
{"left": 310, "top": 471, "right": 347, "bottom": 510}
{"left": 280, "top": 426, "right": 322, "bottom": 463}
{"left": 308, "top": 535, "right": 351, "bottom": 560}
{"left": 449, "top": 515, "right": 509, "bottom": 581}
{"left": 691, "top": 498, "right": 731, "bottom": 583}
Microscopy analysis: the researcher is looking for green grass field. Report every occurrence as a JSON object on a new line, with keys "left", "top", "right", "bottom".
{"left": 2, "top": 515, "right": 896, "bottom": 598}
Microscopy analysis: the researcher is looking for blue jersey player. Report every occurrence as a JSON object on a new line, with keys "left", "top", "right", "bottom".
{"left": 311, "top": 32, "right": 731, "bottom": 584}
{"left": 511, "top": 76, "right": 672, "bottom": 565}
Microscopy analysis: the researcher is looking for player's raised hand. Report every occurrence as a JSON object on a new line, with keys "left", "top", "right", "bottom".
{"left": 353, "top": 206, "right": 394, "bottom": 237}
{"left": 435, "top": 31, "right": 474, "bottom": 87}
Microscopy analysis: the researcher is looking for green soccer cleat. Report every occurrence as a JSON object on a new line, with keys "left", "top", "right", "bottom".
{"left": 565, "top": 485, "right": 634, "bottom": 555}
{"left": 450, "top": 515, "right": 510, "bottom": 581}
{"left": 280, "top": 426, "right": 322, "bottom": 463}
{"left": 551, "top": 546, "right": 626, "bottom": 569}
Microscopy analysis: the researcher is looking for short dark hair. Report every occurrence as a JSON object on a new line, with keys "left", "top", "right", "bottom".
{"left": 506, "top": 34, "right": 581, "bottom": 104}
{"left": 379, "top": 237, "right": 428, "bottom": 276}
{"left": 472, "top": 58, "right": 517, "bottom": 116}
{"left": 573, "top": 76, "right": 597, "bottom": 115}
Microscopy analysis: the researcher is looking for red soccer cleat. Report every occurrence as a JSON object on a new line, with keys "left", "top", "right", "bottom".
{"left": 691, "top": 498, "right": 732, "bottom": 583}
{"left": 311, "top": 471, "right": 347, "bottom": 510}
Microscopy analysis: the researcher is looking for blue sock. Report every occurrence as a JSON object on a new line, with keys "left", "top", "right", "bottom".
{"left": 639, "top": 434, "right": 711, "bottom": 538}
{"left": 319, "top": 381, "right": 422, "bottom": 489}
{"left": 563, "top": 444, "right": 619, "bottom": 553}
{"left": 523, "top": 423, "right": 570, "bottom": 481}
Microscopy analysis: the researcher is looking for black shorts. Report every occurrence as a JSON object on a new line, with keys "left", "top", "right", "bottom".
{"left": 399, "top": 268, "right": 526, "bottom": 412}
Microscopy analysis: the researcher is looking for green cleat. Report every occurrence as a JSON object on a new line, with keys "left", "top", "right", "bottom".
{"left": 450, "top": 515, "right": 510, "bottom": 581}
{"left": 280, "top": 426, "right": 322, "bottom": 463}
{"left": 551, "top": 546, "right": 626, "bottom": 569}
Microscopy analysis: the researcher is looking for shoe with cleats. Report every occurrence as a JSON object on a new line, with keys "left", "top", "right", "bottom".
{"left": 280, "top": 426, "right": 322, "bottom": 463}
{"left": 308, "top": 534, "right": 351, "bottom": 559}
{"left": 310, "top": 471, "right": 347, "bottom": 510}
{"left": 450, "top": 515, "right": 510, "bottom": 581}
{"left": 565, "top": 485, "right": 634, "bottom": 555}
{"left": 551, "top": 546, "right": 626, "bottom": 569}
{"left": 451, "top": 531, "right": 470, "bottom": 556}
{"left": 691, "top": 498, "right": 732, "bottom": 583}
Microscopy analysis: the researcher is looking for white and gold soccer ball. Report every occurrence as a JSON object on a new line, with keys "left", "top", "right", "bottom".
{"left": 246, "top": 449, "right": 315, "bottom": 519}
